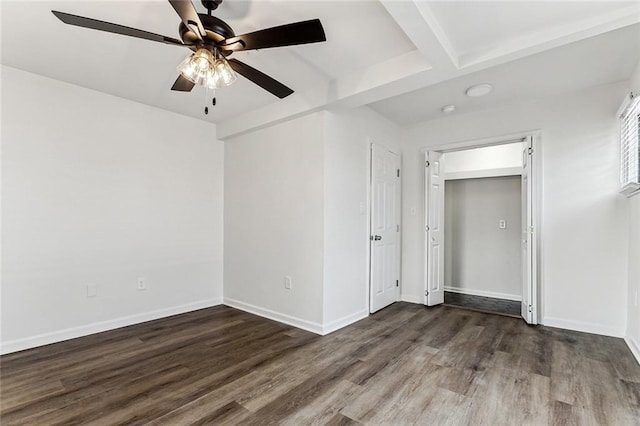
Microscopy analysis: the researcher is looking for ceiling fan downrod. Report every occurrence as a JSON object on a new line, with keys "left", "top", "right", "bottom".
{"left": 201, "top": 0, "right": 223, "bottom": 15}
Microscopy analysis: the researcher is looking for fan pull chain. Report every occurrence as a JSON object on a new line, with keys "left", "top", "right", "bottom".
{"left": 204, "top": 88, "right": 217, "bottom": 115}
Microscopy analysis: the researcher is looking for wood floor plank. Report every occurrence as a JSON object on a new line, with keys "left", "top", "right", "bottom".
{"left": 324, "top": 413, "right": 361, "bottom": 426}
{"left": 280, "top": 379, "right": 363, "bottom": 426}
{"left": 2, "top": 303, "right": 639, "bottom": 425}
{"left": 468, "top": 366, "right": 552, "bottom": 425}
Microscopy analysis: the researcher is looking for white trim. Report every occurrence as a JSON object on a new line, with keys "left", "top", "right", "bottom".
{"left": 624, "top": 336, "right": 640, "bottom": 365}
{"left": 223, "top": 297, "right": 323, "bottom": 335}
{"left": 401, "top": 294, "right": 423, "bottom": 304}
{"left": 444, "top": 286, "right": 521, "bottom": 302}
{"left": 421, "top": 132, "right": 532, "bottom": 153}
{"left": 0, "top": 298, "right": 223, "bottom": 355}
{"left": 621, "top": 183, "right": 640, "bottom": 198}
{"left": 542, "top": 316, "right": 624, "bottom": 338}
{"left": 322, "top": 310, "right": 369, "bottom": 335}
{"left": 365, "top": 137, "right": 373, "bottom": 315}
{"left": 444, "top": 167, "right": 522, "bottom": 181}
{"left": 617, "top": 91, "right": 635, "bottom": 118}
{"left": 531, "top": 134, "right": 543, "bottom": 325}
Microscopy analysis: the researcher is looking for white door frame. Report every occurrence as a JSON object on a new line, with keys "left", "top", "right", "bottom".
{"left": 422, "top": 131, "right": 542, "bottom": 324}
{"left": 369, "top": 142, "right": 402, "bottom": 314}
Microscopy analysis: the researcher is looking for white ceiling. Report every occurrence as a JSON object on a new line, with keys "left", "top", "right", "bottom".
{"left": 2, "top": 1, "right": 639, "bottom": 137}
{"left": 427, "top": 1, "right": 637, "bottom": 58}
{"left": 369, "top": 23, "right": 640, "bottom": 126}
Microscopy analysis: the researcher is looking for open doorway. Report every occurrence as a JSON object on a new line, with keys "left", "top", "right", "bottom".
{"left": 424, "top": 135, "right": 539, "bottom": 324}
{"left": 444, "top": 174, "right": 522, "bottom": 317}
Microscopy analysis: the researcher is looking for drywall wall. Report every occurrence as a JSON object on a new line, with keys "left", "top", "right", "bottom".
{"left": 628, "top": 194, "right": 640, "bottom": 360}
{"left": 323, "top": 107, "right": 400, "bottom": 330}
{"left": 626, "top": 60, "right": 640, "bottom": 361}
{"left": 402, "top": 81, "right": 630, "bottom": 336}
{"left": 444, "top": 176, "right": 522, "bottom": 300}
{"left": 223, "top": 106, "right": 400, "bottom": 333}
{"left": 223, "top": 112, "right": 325, "bottom": 330}
{"left": 1, "top": 66, "right": 224, "bottom": 353}
{"left": 443, "top": 143, "right": 525, "bottom": 178}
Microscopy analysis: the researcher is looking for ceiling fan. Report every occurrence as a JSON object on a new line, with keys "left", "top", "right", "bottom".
{"left": 52, "top": 0, "right": 326, "bottom": 99}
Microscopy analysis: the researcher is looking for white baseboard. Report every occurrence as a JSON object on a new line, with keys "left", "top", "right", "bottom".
{"left": 223, "top": 297, "right": 323, "bottom": 335}
{"left": 0, "top": 298, "right": 223, "bottom": 355}
{"left": 322, "top": 310, "right": 369, "bottom": 335}
{"left": 401, "top": 294, "right": 423, "bottom": 304}
{"left": 542, "top": 316, "right": 624, "bottom": 338}
{"left": 444, "top": 286, "right": 521, "bottom": 302}
{"left": 624, "top": 336, "right": 640, "bottom": 365}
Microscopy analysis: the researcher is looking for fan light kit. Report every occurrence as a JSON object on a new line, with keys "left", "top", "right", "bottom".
{"left": 465, "top": 83, "right": 493, "bottom": 97}
{"left": 177, "top": 47, "right": 237, "bottom": 89}
{"left": 52, "top": 0, "right": 326, "bottom": 114}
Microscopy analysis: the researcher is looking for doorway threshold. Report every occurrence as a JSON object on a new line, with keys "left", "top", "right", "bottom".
{"left": 443, "top": 292, "right": 520, "bottom": 318}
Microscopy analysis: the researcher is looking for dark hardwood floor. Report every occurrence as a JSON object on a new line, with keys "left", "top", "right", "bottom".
{"left": 444, "top": 291, "right": 521, "bottom": 317}
{"left": 1, "top": 303, "right": 639, "bottom": 425}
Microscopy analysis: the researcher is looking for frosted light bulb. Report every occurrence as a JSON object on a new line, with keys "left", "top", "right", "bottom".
{"left": 195, "top": 56, "right": 210, "bottom": 71}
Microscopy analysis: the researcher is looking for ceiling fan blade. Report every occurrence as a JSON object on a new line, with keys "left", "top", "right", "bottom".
{"left": 228, "top": 59, "right": 293, "bottom": 99}
{"left": 220, "top": 19, "right": 326, "bottom": 51}
{"left": 51, "top": 11, "right": 188, "bottom": 47}
{"left": 168, "top": 0, "right": 206, "bottom": 41}
{"left": 171, "top": 74, "right": 196, "bottom": 92}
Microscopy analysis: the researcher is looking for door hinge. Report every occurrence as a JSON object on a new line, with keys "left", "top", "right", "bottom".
{"left": 426, "top": 225, "right": 430, "bottom": 232}
{"left": 425, "top": 160, "right": 430, "bottom": 167}
{"left": 528, "top": 304, "right": 533, "bottom": 313}
{"left": 425, "top": 290, "right": 429, "bottom": 296}
{"left": 529, "top": 226, "right": 534, "bottom": 234}
{"left": 528, "top": 147, "right": 533, "bottom": 155}
{"left": 397, "top": 224, "right": 400, "bottom": 232}
{"left": 397, "top": 169, "right": 400, "bottom": 178}
{"left": 396, "top": 280, "right": 399, "bottom": 287}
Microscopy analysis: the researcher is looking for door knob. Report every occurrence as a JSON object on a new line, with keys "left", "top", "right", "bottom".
{"left": 374, "top": 235, "right": 382, "bottom": 241}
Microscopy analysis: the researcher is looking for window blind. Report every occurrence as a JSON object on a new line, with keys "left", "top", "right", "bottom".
{"left": 620, "top": 93, "right": 640, "bottom": 190}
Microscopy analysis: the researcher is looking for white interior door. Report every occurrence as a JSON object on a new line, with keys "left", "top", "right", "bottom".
{"left": 521, "top": 139, "right": 535, "bottom": 324}
{"left": 425, "top": 151, "right": 445, "bottom": 306}
{"left": 370, "top": 144, "right": 401, "bottom": 313}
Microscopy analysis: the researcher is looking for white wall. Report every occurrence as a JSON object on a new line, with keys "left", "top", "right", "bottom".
{"left": 402, "top": 82, "right": 630, "bottom": 336}
{"left": 323, "top": 107, "right": 400, "bottom": 330}
{"left": 1, "top": 66, "right": 224, "bottom": 353}
{"left": 443, "top": 142, "right": 525, "bottom": 177}
{"left": 223, "top": 112, "right": 325, "bottom": 330}
{"left": 223, "top": 106, "right": 400, "bottom": 333}
{"left": 626, "top": 61, "right": 640, "bottom": 360}
{"left": 445, "top": 176, "right": 522, "bottom": 300}
{"left": 628, "top": 195, "right": 640, "bottom": 358}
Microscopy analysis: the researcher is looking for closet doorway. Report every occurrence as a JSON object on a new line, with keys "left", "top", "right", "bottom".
{"left": 424, "top": 135, "right": 539, "bottom": 324}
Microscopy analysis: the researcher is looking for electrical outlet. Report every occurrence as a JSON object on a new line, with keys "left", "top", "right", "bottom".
{"left": 499, "top": 220, "right": 507, "bottom": 229}
{"left": 86, "top": 284, "right": 97, "bottom": 298}
{"left": 137, "top": 277, "right": 147, "bottom": 291}
{"left": 284, "top": 276, "right": 292, "bottom": 290}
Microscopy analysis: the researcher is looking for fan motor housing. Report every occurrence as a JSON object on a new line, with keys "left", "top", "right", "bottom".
{"left": 179, "top": 14, "right": 235, "bottom": 48}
